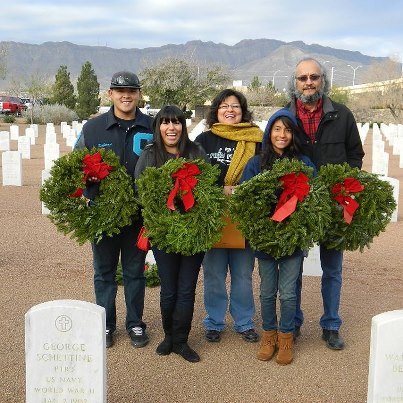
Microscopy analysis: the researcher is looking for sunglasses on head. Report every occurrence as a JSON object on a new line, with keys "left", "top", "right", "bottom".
{"left": 295, "top": 74, "right": 322, "bottom": 82}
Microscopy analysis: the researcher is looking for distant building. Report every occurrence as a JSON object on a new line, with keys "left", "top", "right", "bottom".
{"left": 339, "top": 77, "right": 403, "bottom": 94}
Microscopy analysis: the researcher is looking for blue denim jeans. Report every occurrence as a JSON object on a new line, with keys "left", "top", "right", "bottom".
{"left": 259, "top": 252, "right": 302, "bottom": 333}
{"left": 202, "top": 247, "right": 256, "bottom": 333}
{"left": 92, "top": 221, "right": 146, "bottom": 332}
{"left": 295, "top": 245, "right": 343, "bottom": 331}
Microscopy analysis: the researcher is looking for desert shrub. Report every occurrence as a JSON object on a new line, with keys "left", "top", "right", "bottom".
{"left": 23, "top": 104, "right": 78, "bottom": 125}
{"left": 2, "top": 114, "right": 16, "bottom": 123}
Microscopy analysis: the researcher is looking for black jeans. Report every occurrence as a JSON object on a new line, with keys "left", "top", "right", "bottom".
{"left": 152, "top": 248, "right": 204, "bottom": 311}
{"left": 92, "top": 221, "right": 146, "bottom": 332}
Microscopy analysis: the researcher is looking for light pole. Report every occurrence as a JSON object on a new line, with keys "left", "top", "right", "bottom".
{"left": 272, "top": 70, "right": 280, "bottom": 87}
{"left": 323, "top": 61, "right": 334, "bottom": 88}
{"left": 347, "top": 64, "right": 362, "bottom": 86}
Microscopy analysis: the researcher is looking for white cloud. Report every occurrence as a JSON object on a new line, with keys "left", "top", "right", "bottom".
{"left": 2, "top": 0, "right": 402, "bottom": 58}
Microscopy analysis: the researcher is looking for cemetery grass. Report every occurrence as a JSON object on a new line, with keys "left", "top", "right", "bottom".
{"left": 0, "top": 121, "right": 402, "bottom": 403}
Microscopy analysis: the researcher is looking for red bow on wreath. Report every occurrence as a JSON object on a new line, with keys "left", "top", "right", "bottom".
{"left": 70, "top": 152, "right": 113, "bottom": 198}
{"left": 166, "top": 163, "right": 200, "bottom": 212}
{"left": 272, "top": 172, "right": 310, "bottom": 222}
{"left": 331, "top": 177, "right": 364, "bottom": 224}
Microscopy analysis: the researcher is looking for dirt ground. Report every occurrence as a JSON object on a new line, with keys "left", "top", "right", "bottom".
{"left": 0, "top": 121, "right": 402, "bottom": 403}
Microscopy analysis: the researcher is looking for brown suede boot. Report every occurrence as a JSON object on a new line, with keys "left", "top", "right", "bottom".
{"left": 276, "top": 331, "right": 294, "bottom": 365}
{"left": 256, "top": 330, "right": 277, "bottom": 361}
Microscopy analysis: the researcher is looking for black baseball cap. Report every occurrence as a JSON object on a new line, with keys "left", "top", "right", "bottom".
{"left": 110, "top": 71, "right": 141, "bottom": 89}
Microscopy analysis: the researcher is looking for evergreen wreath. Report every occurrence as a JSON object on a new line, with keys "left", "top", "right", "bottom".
{"left": 315, "top": 163, "right": 396, "bottom": 251}
{"left": 229, "top": 158, "right": 333, "bottom": 259}
{"left": 136, "top": 158, "right": 226, "bottom": 255}
{"left": 40, "top": 148, "right": 139, "bottom": 244}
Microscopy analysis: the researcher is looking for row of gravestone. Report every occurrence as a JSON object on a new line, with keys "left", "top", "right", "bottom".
{"left": 25, "top": 299, "right": 403, "bottom": 402}
{"left": 1, "top": 122, "right": 83, "bottom": 186}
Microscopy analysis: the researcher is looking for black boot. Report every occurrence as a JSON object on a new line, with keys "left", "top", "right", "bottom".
{"left": 156, "top": 336, "right": 173, "bottom": 355}
{"left": 156, "top": 306, "right": 173, "bottom": 355}
{"left": 172, "top": 343, "right": 200, "bottom": 362}
{"left": 172, "top": 308, "right": 200, "bottom": 363}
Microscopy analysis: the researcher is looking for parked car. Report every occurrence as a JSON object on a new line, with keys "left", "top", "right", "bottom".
{"left": 20, "top": 97, "right": 33, "bottom": 109}
{"left": 0, "top": 96, "right": 27, "bottom": 115}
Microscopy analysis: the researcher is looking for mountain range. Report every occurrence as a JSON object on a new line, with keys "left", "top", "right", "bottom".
{"left": 0, "top": 39, "right": 387, "bottom": 92}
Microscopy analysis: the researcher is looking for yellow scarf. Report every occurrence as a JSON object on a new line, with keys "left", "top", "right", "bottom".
{"left": 211, "top": 122, "right": 263, "bottom": 185}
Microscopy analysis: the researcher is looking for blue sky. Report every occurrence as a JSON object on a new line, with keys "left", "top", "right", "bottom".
{"left": 3, "top": 0, "right": 402, "bottom": 59}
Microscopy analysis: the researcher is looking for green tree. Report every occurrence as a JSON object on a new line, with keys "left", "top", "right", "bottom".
{"left": 49, "top": 65, "right": 76, "bottom": 109}
{"left": 329, "top": 86, "right": 349, "bottom": 105}
{"left": 248, "top": 76, "right": 262, "bottom": 92}
{"left": 76, "top": 61, "right": 100, "bottom": 119}
{"left": 140, "top": 57, "right": 230, "bottom": 110}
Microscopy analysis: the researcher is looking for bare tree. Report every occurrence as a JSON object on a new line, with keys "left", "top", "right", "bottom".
{"left": 23, "top": 73, "right": 53, "bottom": 123}
{"left": 0, "top": 44, "right": 8, "bottom": 80}
{"left": 352, "top": 58, "right": 402, "bottom": 121}
{"left": 140, "top": 56, "right": 231, "bottom": 110}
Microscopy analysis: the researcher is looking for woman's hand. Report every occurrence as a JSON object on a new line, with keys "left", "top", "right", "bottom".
{"left": 223, "top": 185, "right": 237, "bottom": 196}
{"left": 87, "top": 176, "right": 101, "bottom": 183}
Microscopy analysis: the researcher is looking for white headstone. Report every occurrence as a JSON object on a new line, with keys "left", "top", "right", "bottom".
{"left": 0, "top": 131, "right": 10, "bottom": 151}
{"left": 372, "top": 152, "right": 389, "bottom": 177}
{"left": 66, "top": 128, "right": 77, "bottom": 148}
{"left": 10, "top": 124, "right": 19, "bottom": 140}
{"left": 302, "top": 244, "right": 322, "bottom": 276}
{"left": 44, "top": 143, "right": 60, "bottom": 170}
{"left": 41, "top": 169, "right": 51, "bottom": 214}
{"left": 30, "top": 123, "right": 39, "bottom": 138}
{"left": 2, "top": 151, "right": 22, "bottom": 186}
{"left": 46, "top": 122, "right": 55, "bottom": 133}
{"left": 367, "top": 310, "right": 403, "bottom": 402}
{"left": 380, "top": 176, "right": 399, "bottom": 223}
{"left": 62, "top": 124, "right": 71, "bottom": 139}
{"left": 45, "top": 130, "right": 57, "bottom": 144}
{"left": 25, "top": 299, "right": 106, "bottom": 403}
{"left": 18, "top": 136, "right": 31, "bottom": 159}
{"left": 393, "top": 137, "right": 403, "bottom": 156}
{"left": 189, "top": 119, "right": 206, "bottom": 141}
{"left": 146, "top": 250, "right": 156, "bottom": 265}
{"left": 358, "top": 122, "right": 369, "bottom": 144}
{"left": 60, "top": 122, "right": 67, "bottom": 136}
{"left": 25, "top": 127, "right": 36, "bottom": 145}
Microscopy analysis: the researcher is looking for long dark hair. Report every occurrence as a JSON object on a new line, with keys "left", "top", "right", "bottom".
{"left": 152, "top": 105, "right": 195, "bottom": 167}
{"left": 206, "top": 89, "right": 253, "bottom": 127}
{"left": 260, "top": 116, "right": 302, "bottom": 170}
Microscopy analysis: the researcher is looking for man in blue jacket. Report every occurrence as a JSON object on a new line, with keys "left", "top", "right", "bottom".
{"left": 285, "top": 57, "right": 365, "bottom": 350}
{"left": 75, "top": 71, "right": 153, "bottom": 349}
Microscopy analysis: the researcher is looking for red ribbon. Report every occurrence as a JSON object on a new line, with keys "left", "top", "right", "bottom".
{"left": 70, "top": 188, "right": 84, "bottom": 198}
{"left": 272, "top": 172, "right": 310, "bottom": 222}
{"left": 82, "top": 152, "right": 112, "bottom": 181}
{"left": 137, "top": 226, "right": 150, "bottom": 251}
{"left": 166, "top": 163, "right": 200, "bottom": 212}
{"left": 331, "top": 177, "right": 364, "bottom": 224}
{"left": 70, "top": 152, "right": 113, "bottom": 198}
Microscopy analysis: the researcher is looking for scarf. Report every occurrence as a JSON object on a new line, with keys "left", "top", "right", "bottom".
{"left": 211, "top": 122, "right": 263, "bottom": 185}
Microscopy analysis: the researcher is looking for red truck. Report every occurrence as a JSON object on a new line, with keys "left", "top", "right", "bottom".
{"left": 0, "top": 96, "right": 27, "bottom": 115}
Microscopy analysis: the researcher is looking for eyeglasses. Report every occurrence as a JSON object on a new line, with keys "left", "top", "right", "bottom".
{"left": 218, "top": 104, "right": 241, "bottom": 110}
{"left": 295, "top": 74, "right": 322, "bottom": 82}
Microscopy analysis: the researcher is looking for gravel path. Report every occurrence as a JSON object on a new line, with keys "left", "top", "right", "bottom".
{"left": 0, "top": 122, "right": 402, "bottom": 403}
